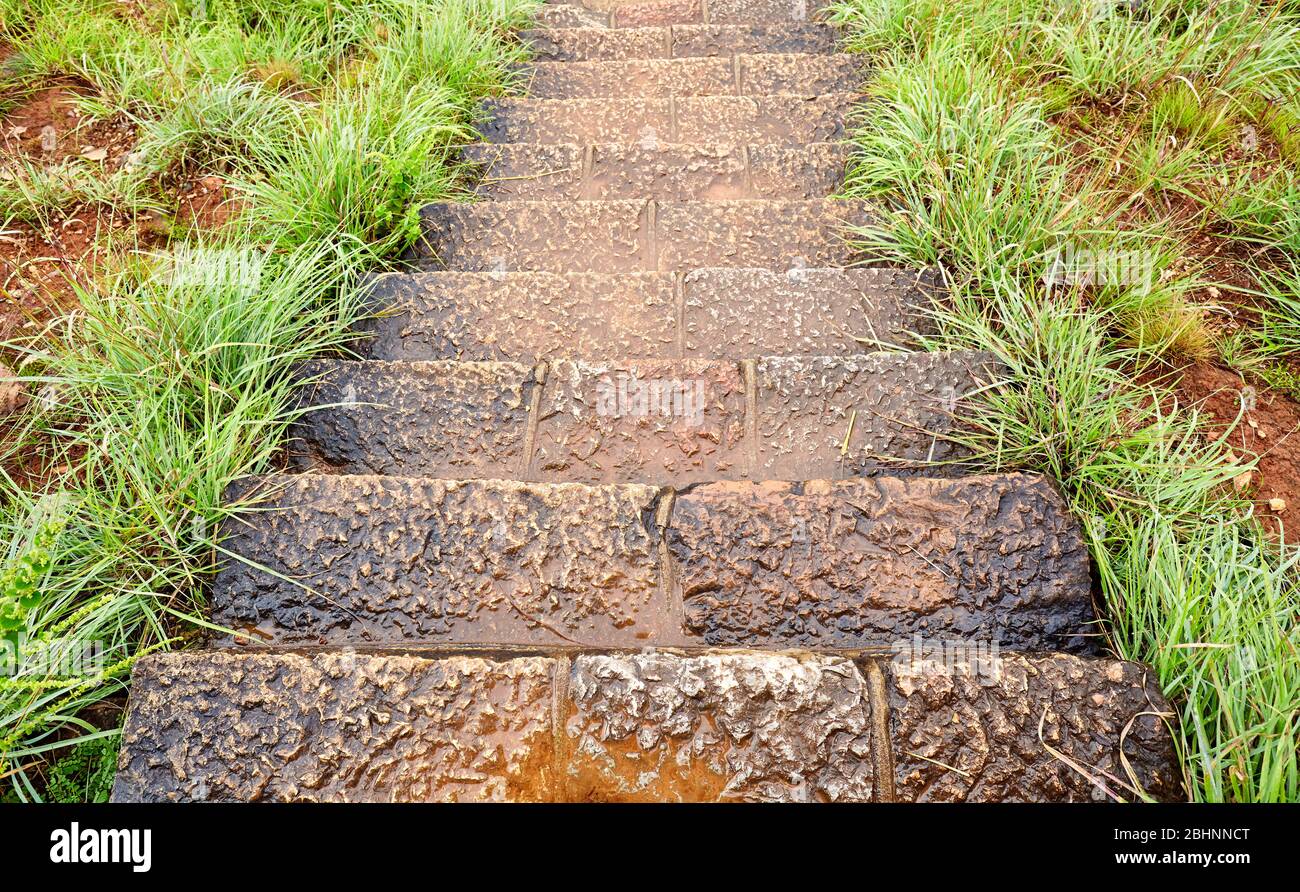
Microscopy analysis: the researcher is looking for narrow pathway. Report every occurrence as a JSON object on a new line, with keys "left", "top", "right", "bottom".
{"left": 112, "top": 0, "right": 1181, "bottom": 803}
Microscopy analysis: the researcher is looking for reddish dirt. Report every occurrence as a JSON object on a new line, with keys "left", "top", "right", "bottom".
{"left": 173, "top": 174, "right": 243, "bottom": 234}
{"left": 2, "top": 83, "right": 136, "bottom": 169}
{"left": 1173, "top": 361, "right": 1300, "bottom": 540}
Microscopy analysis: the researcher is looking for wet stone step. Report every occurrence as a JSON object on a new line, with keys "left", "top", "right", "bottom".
{"left": 412, "top": 199, "right": 873, "bottom": 272}
{"left": 112, "top": 651, "right": 1180, "bottom": 802}
{"left": 521, "top": 54, "right": 864, "bottom": 99}
{"left": 286, "top": 351, "right": 992, "bottom": 480}
{"left": 211, "top": 472, "right": 1093, "bottom": 652}
{"left": 884, "top": 653, "right": 1182, "bottom": 802}
{"left": 355, "top": 267, "right": 937, "bottom": 362}
{"left": 522, "top": 23, "right": 841, "bottom": 62}
{"left": 670, "top": 475, "right": 1095, "bottom": 652}
{"left": 214, "top": 475, "right": 672, "bottom": 648}
{"left": 477, "top": 94, "right": 854, "bottom": 145}
{"left": 463, "top": 142, "right": 847, "bottom": 201}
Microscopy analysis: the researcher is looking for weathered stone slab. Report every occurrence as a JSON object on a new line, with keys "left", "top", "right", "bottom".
{"left": 213, "top": 475, "right": 673, "bottom": 647}
{"left": 112, "top": 652, "right": 560, "bottom": 802}
{"left": 523, "top": 27, "right": 670, "bottom": 63}
{"left": 747, "top": 142, "right": 847, "bottom": 198}
{"left": 464, "top": 142, "right": 845, "bottom": 201}
{"left": 655, "top": 198, "right": 870, "bottom": 270}
{"left": 565, "top": 653, "right": 875, "bottom": 801}
{"left": 675, "top": 94, "right": 854, "bottom": 143}
{"left": 669, "top": 474, "right": 1096, "bottom": 651}
{"left": 522, "top": 54, "right": 859, "bottom": 99}
{"left": 357, "top": 271, "right": 678, "bottom": 362}
{"left": 682, "top": 267, "right": 935, "bottom": 357}
{"left": 289, "top": 359, "right": 534, "bottom": 476}
{"left": 463, "top": 143, "right": 584, "bottom": 200}
{"left": 587, "top": 143, "right": 749, "bottom": 199}
{"left": 525, "top": 57, "right": 736, "bottom": 98}
{"left": 530, "top": 359, "right": 749, "bottom": 484}
{"left": 738, "top": 52, "right": 864, "bottom": 94}
{"left": 754, "top": 350, "right": 994, "bottom": 477}
{"left": 478, "top": 95, "right": 854, "bottom": 145}
{"left": 416, "top": 200, "right": 651, "bottom": 272}
{"left": 612, "top": 0, "right": 703, "bottom": 26}
{"left": 522, "top": 23, "right": 841, "bottom": 61}
{"left": 535, "top": 3, "right": 609, "bottom": 27}
{"left": 883, "top": 653, "right": 1182, "bottom": 802}
{"left": 671, "top": 22, "right": 840, "bottom": 57}
{"left": 415, "top": 199, "right": 871, "bottom": 271}
{"left": 708, "top": 0, "right": 832, "bottom": 22}
{"left": 478, "top": 98, "right": 673, "bottom": 145}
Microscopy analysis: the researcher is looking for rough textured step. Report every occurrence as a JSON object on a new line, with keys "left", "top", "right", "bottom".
{"left": 212, "top": 472, "right": 1093, "bottom": 651}
{"left": 112, "top": 650, "right": 1180, "bottom": 802}
{"left": 287, "top": 351, "right": 994, "bottom": 481}
{"left": 355, "top": 267, "right": 937, "bottom": 362}
{"left": 522, "top": 54, "right": 863, "bottom": 98}
{"left": 535, "top": 3, "right": 609, "bottom": 27}
{"left": 523, "top": 23, "right": 840, "bottom": 61}
{"left": 478, "top": 94, "right": 855, "bottom": 145}
{"left": 413, "top": 199, "right": 873, "bottom": 271}
{"left": 463, "top": 142, "right": 846, "bottom": 200}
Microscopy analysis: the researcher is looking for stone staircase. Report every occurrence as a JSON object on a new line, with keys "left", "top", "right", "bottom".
{"left": 111, "top": 0, "right": 1181, "bottom": 803}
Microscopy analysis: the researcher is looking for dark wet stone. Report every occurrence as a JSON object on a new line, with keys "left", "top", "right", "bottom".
{"left": 356, "top": 271, "right": 678, "bottom": 362}
{"left": 413, "top": 199, "right": 872, "bottom": 272}
{"left": 754, "top": 350, "right": 996, "bottom": 477}
{"left": 669, "top": 473, "right": 1096, "bottom": 651}
{"left": 213, "top": 475, "right": 672, "bottom": 647}
{"left": 464, "top": 143, "right": 584, "bottom": 200}
{"left": 525, "top": 57, "right": 736, "bottom": 98}
{"left": 565, "top": 652, "right": 875, "bottom": 801}
{"left": 884, "top": 653, "right": 1183, "bottom": 802}
{"left": 289, "top": 359, "right": 534, "bottom": 477}
{"left": 112, "top": 652, "right": 561, "bottom": 802}
{"left": 682, "top": 266, "right": 934, "bottom": 357}
{"left": 530, "top": 358, "right": 749, "bottom": 485}
{"left": 612, "top": 0, "right": 703, "bottom": 26}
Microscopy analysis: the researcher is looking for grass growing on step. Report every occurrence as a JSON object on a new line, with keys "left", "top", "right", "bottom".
{"left": 0, "top": 0, "right": 539, "bottom": 800}
{"left": 830, "top": 0, "right": 1300, "bottom": 801}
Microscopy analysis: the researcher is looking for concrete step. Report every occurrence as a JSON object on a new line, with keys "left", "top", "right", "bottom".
{"left": 463, "top": 142, "right": 846, "bottom": 200}
{"left": 286, "top": 351, "right": 994, "bottom": 481}
{"left": 521, "top": 53, "right": 864, "bottom": 98}
{"left": 112, "top": 650, "right": 1180, "bottom": 802}
{"left": 412, "top": 198, "right": 873, "bottom": 271}
{"left": 478, "top": 94, "right": 854, "bottom": 145}
{"left": 523, "top": 23, "right": 841, "bottom": 61}
{"left": 212, "top": 471, "right": 1093, "bottom": 652}
{"left": 356, "top": 267, "right": 937, "bottom": 362}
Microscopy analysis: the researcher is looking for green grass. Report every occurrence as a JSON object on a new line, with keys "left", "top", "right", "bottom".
{"left": 0, "top": 0, "right": 539, "bottom": 801}
{"left": 830, "top": 0, "right": 1300, "bottom": 802}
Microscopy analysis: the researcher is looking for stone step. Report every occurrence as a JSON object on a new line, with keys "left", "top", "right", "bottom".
{"left": 356, "top": 267, "right": 937, "bottom": 362}
{"left": 478, "top": 94, "right": 854, "bottom": 145}
{"left": 535, "top": 0, "right": 836, "bottom": 28}
{"left": 287, "top": 351, "right": 994, "bottom": 481}
{"left": 212, "top": 472, "right": 1093, "bottom": 652}
{"left": 412, "top": 199, "right": 873, "bottom": 271}
{"left": 523, "top": 23, "right": 840, "bottom": 61}
{"left": 521, "top": 54, "right": 863, "bottom": 99}
{"left": 112, "top": 650, "right": 1180, "bottom": 802}
{"left": 463, "top": 142, "right": 846, "bottom": 200}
